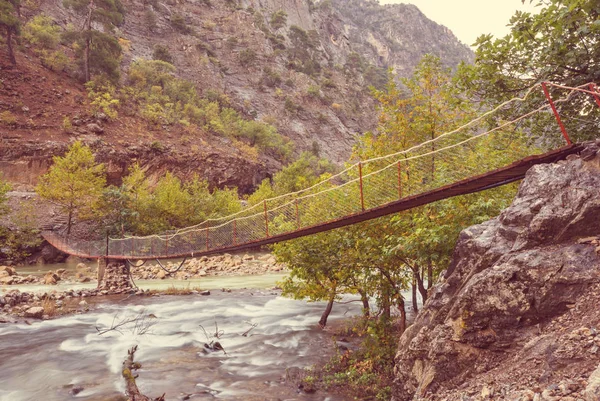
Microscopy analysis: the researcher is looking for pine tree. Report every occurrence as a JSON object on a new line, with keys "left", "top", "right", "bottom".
{"left": 63, "top": 0, "right": 124, "bottom": 82}
{"left": 36, "top": 141, "right": 106, "bottom": 235}
{"left": 0, "top": 0, "right": 20, "bottom": 64}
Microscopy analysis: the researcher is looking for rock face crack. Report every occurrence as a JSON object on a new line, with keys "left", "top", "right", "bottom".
{"left": 393, "top": 144, "right": 600, "bottom": 400}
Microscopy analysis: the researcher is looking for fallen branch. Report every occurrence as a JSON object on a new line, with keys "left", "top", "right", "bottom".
{"left": 122, "top": 345, "right": 165, "bottom": 401}
{"left": 96, "top": 310, "right": 157, "bottom": 336}
{"left": 241, "top": 321, "right": 258, "bottom": 337}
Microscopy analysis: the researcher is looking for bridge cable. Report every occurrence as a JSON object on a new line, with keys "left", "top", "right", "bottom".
{"left": 155, "top": 257, "right": 187, "bottom": 274}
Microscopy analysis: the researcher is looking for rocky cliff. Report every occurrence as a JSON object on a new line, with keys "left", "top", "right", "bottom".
{"left": 1, "top": 0, "right": 472, "bottom": 192}
{"left": 393, "top": 141, "right": 600, "bottom": 400}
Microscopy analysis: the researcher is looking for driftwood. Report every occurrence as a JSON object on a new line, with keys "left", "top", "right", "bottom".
{"left": 122, "top": 345, "right": 165, "bottom": 401}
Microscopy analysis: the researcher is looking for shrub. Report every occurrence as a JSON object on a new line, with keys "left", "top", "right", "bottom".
{"left": 284, "top": 97, "right": 299, "bottom": 114}
{"left": 144, "top": 9, "right": 157, "bottom": 32}
{"left": 0, "top": 111, "right": 17, "bottom": 126}
{"left": 39, "top": 49, "right": 69, "bottom": 71}
{"left": 261, "top": 67, "right": 282, "bottom": 88}
{"left": 62, "top": 116, "right": 73, "bottom": 132}
{"left": 23, "top": 14, "right": 61, "bottom": 49}
{"left": 171, "top": 13, "right": 192, "bottom": 34}
{"left": 238, "top": 49, "right": 257, "bottom": 67}
{"left": 270, "top": 10, "right": 287, "bottom": 29}
{"left": 153, "top": 44, "right": 173, "bottom": 64}
{"left": 85, "top": 78, "right": 120, "bottom": 120}
{"left": 307, "top": 85, "right": 321, "bottom": 99}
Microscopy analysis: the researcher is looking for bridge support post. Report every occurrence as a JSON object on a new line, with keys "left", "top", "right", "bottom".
{"left": 590, "top": 84, "right": 600, "bottom": 109}
{"left": 359, "top": 162, "right": 365, "bottom": 211}
{"left": 97, "top": 258, "right": 135, "bottom": 293}
{"left": 541, "top": 82, "right": 572, "bottom": 145}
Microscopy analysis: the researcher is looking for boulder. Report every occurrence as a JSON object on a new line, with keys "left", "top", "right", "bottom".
{"left": 24, "top": 306, "right": 44, "bottom": 319}
{"left": 393, "top": 148, "right": 600, "bottom": 399}
{"left": 0, "top": 266, "right": 16, "bottom": 276}
{"left": 86, "top": 123, "right": 104, "bottom": 134}
{"left": 43, "top": 271, "right": 60, "bottom": 285}
{"left": 156, "top": 270, "right": 167, "bottom": 279}
{"left": 585, "top": 364, "right": 600, "bottom": 401}
{"left": 0, "top": 276, "right": 15, "bottom": 285}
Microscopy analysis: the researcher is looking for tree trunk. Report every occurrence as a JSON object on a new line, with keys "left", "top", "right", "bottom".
{"left": 83, "top": 2, "right": 94, "bottom": 82}
{"left": 318, "top": 290, "right": 336, "bottom": 328}
{"left": 414, "top": 268, "right": 428, "bottom": 304}
{"left": 66, "top": 208, "right": 73, "bottom": 236}
{"left": 359, "top": 290, "right": 370, "bottom": 318}
{"left": 380, "top": 283, "right": 391, "bottom": 325}
{"left": 411, "top": 275, "right": 418, "bottom": 313}
{"left": 6, "top": 28, "right": 16, "bottom": 65}
{"left": 397, "top": 295, "right": 406, "bottom": 335}
{"left": 427, "top": 258, "right": 433, "bottom": 290}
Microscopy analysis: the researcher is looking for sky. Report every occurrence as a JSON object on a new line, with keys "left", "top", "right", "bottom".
{"left": 381, "top": 0, "right": 540, "bottom": 47}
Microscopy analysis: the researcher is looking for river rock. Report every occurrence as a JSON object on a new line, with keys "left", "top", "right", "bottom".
{"left": 393, "top": 146, "right": 600, "bottom": 399}
{"left": 0, "top": 266, "right": 16, "bottom": 276}
{"left": 24, "top": 306, "right": 44, "bottom": 319}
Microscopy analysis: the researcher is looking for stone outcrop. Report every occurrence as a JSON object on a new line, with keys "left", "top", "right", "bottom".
{"left": 393, "top": 143, "right": 600, "bottom": 400}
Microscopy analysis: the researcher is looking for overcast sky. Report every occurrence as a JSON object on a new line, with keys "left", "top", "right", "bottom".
{"left": 381, "top": 0, "right": 540, "bottom": 47}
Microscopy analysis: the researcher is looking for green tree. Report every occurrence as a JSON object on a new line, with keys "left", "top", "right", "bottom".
{"left": 463, "top": 0, "right": 600, "bottom": 142}
{"left": 0, "top": 0, "right": 20, "bottom": 64}
{"left": 63, "top": 0, "right": 124, "bottom": 82}
{"left": 36, "top": 141, "right": 106, "bottom": 235}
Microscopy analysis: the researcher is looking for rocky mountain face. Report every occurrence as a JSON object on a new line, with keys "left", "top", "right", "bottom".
{"left": 393, "top": 142, "right": 600, "bottom": 400}
{"left": 1, "top": 0, "right": 472, "bottom": 192}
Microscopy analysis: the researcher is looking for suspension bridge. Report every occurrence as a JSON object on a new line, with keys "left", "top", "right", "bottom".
{"left": 42, "top": 82, "right": 599, "bottom": 261}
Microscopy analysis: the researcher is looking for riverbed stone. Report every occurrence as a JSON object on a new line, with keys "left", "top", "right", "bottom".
{"left": 24, "top": 306, "right": 44, "bottom": 319}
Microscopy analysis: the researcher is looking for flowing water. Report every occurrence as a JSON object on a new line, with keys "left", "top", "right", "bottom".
{"left": 0, "top": 288, "right": 360, "bottom": 401}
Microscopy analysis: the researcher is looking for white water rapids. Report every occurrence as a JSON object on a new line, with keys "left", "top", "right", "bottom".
{"left": 0, "top": 289, "right": 359, "bottom": 401}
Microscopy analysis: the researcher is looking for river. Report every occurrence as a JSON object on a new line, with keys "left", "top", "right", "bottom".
{"left": 0, "top": 274, "right": 360, "bottom": 401}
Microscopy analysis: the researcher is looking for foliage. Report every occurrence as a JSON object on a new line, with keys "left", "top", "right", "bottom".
{"left": 248, "top": 152, "right": 336, "bottom": 206}
{"left": 85, "top": 77, "right": 120, "bottom": 120}
{"left": 36, "top": 141, "right": 106, "bottom": 235}
{"left": 0, "top": 0, "right": 20, "bottom": 64}
{"left": 152, "top": 44, "right": 173, "bottom": 64}
{"left": 287, "top": 25, "right": 321, "bottom": 76}
{"left": 39, "top": 49, "right": 69, "bottom": 71}
{"left": 144, "top": 8, "right": 157, "bottom": 32}
{"left": 100, "top": 165, "right": 243, "bottom": 235}
{"left": 269, "top": 10, "right": 287, "bottom": 29}
{"left": 62, "top": 0, "right": 124, "bottom": 82}
{"left": 170, "top": 13, "right": 193, "bottom": 34}
{"left": 0, "top": 110, "right": 17, "bottom": 126}
{"left": 22, "top": 14, "right": 60, "bottom": 49}
{"left": 316, "top": 317, "right": 397, "bottom": 400}
{"left": 463, "top": 0, "right": 600, "bottom": 143}
{"left": 123, "top": 59, "right": 292, "bottom": 159}
{"left": 1, "top": 200, "right": 42, "bottom": 260}
{"left": 238, "top": 48, "right": 256, "bottom": 67}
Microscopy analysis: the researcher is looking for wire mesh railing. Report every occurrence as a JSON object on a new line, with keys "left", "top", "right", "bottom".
{"left": 42, "top": 82, "right": 599, "bottom": 259}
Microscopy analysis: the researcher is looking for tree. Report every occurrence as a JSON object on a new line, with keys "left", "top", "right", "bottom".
{"left": 0, "top": 0, "right": 20, "bottom": 64}
{"left": 63, "top": 0, "right": 124, "bottom": 82}
{"left": 355, "top": 55, "right": 529, "bottom": 307}
{"left": 36, "top": 141, "right": 106, "bottom": 235}
{"left": 462, "top": 0, "right": 600, "bottom": 142}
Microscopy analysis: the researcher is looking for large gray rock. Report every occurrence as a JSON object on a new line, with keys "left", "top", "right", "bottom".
{"left": 393, "top": 149, "right": 600, "bottom": 400}
{"left": 585, "top": 364, "right": 600, "bottom": 401}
